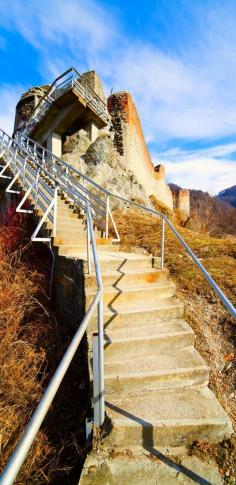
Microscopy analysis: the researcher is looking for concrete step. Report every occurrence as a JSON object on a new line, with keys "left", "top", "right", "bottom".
{"left": 104, "top": 319, "right": 194, "bottom": 358}
{"left": 86, "top": 282, "right": 176, "bottom": 309}
{"left": 55, "top": 218, "right": 84, "bottom": 227}
{"left": 58, "top": 243, "right": 120, "bottom": 256}
{"left": 44, "top": 217, "right": 85, "bottom": 230}
{"left": 53, "top": 232, "right": 101, "bottom": 245}
{"left": 105, "top": 386, "right": 232, "bottom": 447}
{"left": 82, "top": 251, "right": 160, "bottom": 272}
{"left": 57, "top": 212, "right": 80, "bottom": 220}
{"left": 89, "top": 297, "right": 185, "bottom": 329}
{"left": 56, "top": 227, "right": 102, "bottom": 237}
{"left": 85, "top": 268, "right": 170, "bottom": 290}
{"left": 105, "top": 346, "right": 209, "bottom": 394}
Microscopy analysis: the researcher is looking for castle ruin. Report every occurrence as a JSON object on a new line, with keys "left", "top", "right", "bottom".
{"left": 14, "top": 68, "right": 190, "bottom": 219}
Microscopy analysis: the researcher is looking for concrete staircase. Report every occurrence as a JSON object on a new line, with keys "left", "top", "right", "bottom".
{"left": 42, "top": 197, "right": 231, "bottom": 450}
{"left": 0, "top": 141, "right": 233, "bottom": 483}
{"left": 3, "top": 156, "right": 233, "bottom": 437}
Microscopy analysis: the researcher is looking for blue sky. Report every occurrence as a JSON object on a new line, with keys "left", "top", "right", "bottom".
{"left": 0, "top": 0, "right": 236, "bottom": 194}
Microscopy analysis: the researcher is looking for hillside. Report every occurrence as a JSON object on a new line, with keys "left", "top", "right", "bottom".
{"left": 0, "top": 207, "right": 89, "bottom": 484}
{"left": 114, "top": 208, "right": 236, "bottom": 442}
{"left": 218, "top": 185, "right": 236, "bottom": 208}
{"left": 169, "top": 184, "right": 236, "bottom": 236}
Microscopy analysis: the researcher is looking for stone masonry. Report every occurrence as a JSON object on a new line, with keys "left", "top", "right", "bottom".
{"left": 14, "top": 69, "right": 190, "bottom": 217}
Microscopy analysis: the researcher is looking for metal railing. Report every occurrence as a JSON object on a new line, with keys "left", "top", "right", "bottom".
{"left": 2, "top": 128, "right": 236, "bottom": 318}
{"left": 14, "top": 131, "right": 120, "bottom": 241}
{"left": 0, "top": 125, "right": 235, "bottom": 483}
{"left": 0, "top": 128, "right": 105, "bottom": 484}
{"left": 21, "top": 67, "right": 109, "bottom": 135}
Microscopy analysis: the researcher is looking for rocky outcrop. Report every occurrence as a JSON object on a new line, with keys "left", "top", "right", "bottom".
{"left": 63, "top": 129, "right": 92, "bottom": 156}
{"left": 62, "top": 132, "right": 151, "bottom": 207}
{"left": 84, "top": 133, "right": 150, "bottom": 205}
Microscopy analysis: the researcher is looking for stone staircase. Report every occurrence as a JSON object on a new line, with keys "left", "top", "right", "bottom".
{"left": 38, "top": 195, "right": 231, "bottom": 452}
{"left": 1, "top": 149, "right": 233, "bottom": 483}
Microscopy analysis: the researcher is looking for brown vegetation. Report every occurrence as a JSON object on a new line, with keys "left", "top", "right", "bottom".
{"left": 114, "top": 207, "right": 236, "bottom": 481}
{"left": 0, "top": 208, "right": 89, "bottom": 484}
{"left": 187, "top": 189, "right": 236, "bottom": 236}
{"left": 169, "top": 184, "right": 236, "bottom": 236}
{"left": 114, "top": 208, "right": 236, "bottom": 425}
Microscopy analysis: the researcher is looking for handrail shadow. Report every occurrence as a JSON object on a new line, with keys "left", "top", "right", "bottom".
{"left": 105, "top": 401, "right": 213, "bottom": 485}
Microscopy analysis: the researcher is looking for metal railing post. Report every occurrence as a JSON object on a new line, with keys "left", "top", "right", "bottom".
{"left": 53, "top": 185, "right": 58, "bottom": 238}
{"left": 35, "top": 168, "right": 40, "bottom": 210}
{"left": 98, "top": 296, "right": 105, "bottom": 425}
{"left": 105, "top": 195, "right": 109, "bottom": 239}
{"left": 92, "top": 334, "right": 100, "bottom": 426}
{"left": 13, "top": 146, "right": 18, "bottom": 172}
{"left": 86, "top": 204, "right": 91, "bottom": 274}
{"left": 161, "top": 217, "right": 165, "bottom": 270}
{"left": 22, "top": 157, "right": 27, "bottom": 189}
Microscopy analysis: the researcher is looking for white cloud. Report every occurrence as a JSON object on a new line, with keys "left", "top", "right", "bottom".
{"left": 0, "top": 0, "right": 236, "bottom": 195}
{"left": 156, "top": 143, "right": 236, "bottom": 194}
{"left": 1, "top": 0, "right": 236, "bottom": 142}
{"left": 0, "top": 85, "right": 23, "bottom": 135}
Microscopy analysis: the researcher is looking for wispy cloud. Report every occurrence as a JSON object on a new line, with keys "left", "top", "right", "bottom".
{"left": 0, "top": 0, "right": 236, "bottom": 193}
{"left": 0, "top": 85, "right": 24, "bottom": 135}
{"left": 156, "top": 143, "right": 236, "bottom": 194}
{"left": 2, "top": 0, "right": 236, "bottom": 143}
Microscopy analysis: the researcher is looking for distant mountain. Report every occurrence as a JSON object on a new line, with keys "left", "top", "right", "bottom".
{"left": 168, "top": 183, "right": 182, "bottom": 192}
{"left": 217, "top": 185, "right": 236, "bottom": 208}
{"left": 168, "top": 184, "right": 236, "bottom": 236}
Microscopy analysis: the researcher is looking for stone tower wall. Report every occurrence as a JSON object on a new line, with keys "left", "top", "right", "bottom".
{"left": 14, "top": 85, "right": 49, "bottom": 133}
{"left": 108, "top": 92, "right": 173, "bottom": 211}
{"left": 81, "top": 70, "right": 106, "bottom": 104}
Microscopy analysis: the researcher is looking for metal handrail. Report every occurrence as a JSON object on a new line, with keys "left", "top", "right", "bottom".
{"left": 107, "top": 193, "right": 236, "bottom": 319}
{"left": 0, "top": 131, "right": 105, "bottom": 484}
{"left": 0, "top": 124, "right": 235, "bottom": 483}
{"left": 21, "top": 67, "right": 109, "bottom": 135}
{"left": 0, "top": 236, "right": 103, "bottom": 485}
{"left": 1, "top": 130, "right": 107, "bottom": 225}
{"left": 16, "top": 132, "right": 111, "bottom": 196}
{"left": 2, "top": 128, "right": 236, "bottom": 317}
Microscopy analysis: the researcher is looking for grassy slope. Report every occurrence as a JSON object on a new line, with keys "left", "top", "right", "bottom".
{"left": 0, "top": 221, "right": 89, "bottom": 484}
{"left": 114, "top": 209, "right": 236, "bottom": 430}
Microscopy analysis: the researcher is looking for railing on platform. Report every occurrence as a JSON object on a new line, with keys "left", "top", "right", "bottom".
{"left": 21, "top": 67, "right": 109, "bottom": 135}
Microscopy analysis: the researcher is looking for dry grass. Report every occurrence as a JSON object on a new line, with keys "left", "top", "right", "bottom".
{"left": 0, "top": 239, "right": 58, "bottom": 483}
{"left": 113, "top": 208, "right": 236, "bottom": 429}
{"left": 0, "top": 215, "right": 89, "bottom": 484}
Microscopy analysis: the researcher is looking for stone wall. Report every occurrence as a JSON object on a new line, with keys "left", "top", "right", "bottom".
{"left": 172, "top": 189, "right": 190, "bottom": 222}
{"left": 108, "top": 92, "right": 173, "bottom": 211}
{"left": 14, "top": 85, "right": 49, "bottom": 133}
{"left": 82, "top": 70, "right": 106, "bottom": 104}
{"left": 53, "top": 255, "right": 85, "bottom": 329}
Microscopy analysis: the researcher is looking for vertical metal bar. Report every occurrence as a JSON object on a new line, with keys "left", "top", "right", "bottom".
{"left": 86, "top": 203, "right": 91, "bottom": 274}
{"left": 92, "top": 334, "right": 100, "bottom": 426}
{"left": 23, "top": 157, "right": 27, "bottom": 189}
{"left": 35, "top": 168, "right": 40, "bottom": 210}
{"left": 98, "top": 297, "right": 105, "bottom": 425}
{"left": 53, "top": 185, "right": 58, "bottom": 237}
{"left": 13, "top": 146, "right": 18, "bottom": 173}
{"left": 161, "top": 217, "right": 165, "bottom": 270}
{"left": 105, "top": 195, "right": 109, "bottom": 239}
